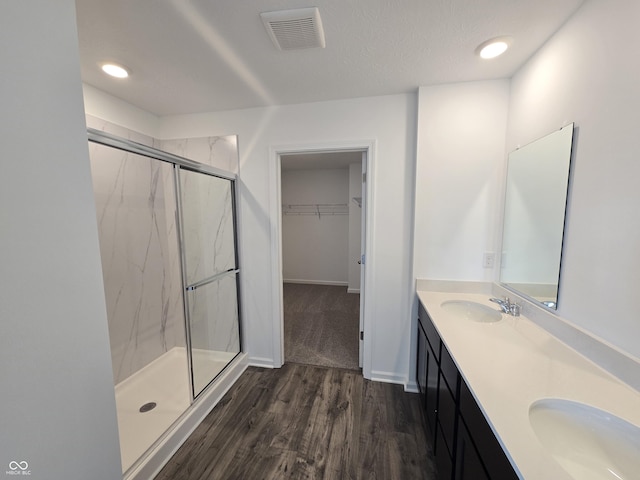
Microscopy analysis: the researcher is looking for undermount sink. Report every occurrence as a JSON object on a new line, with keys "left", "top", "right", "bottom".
{"left": 529, "top": 399, "right": 640, "bottom": 480}
{"left": 440, "top": 300, "right": 502, "bottom": 323}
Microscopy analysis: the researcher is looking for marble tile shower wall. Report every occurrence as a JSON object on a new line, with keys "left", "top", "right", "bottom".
{"left": 157, "top": 136, "right": 239, "bottom": 174}
{"left": 88, "top": 117, "right": 185, "bottom": 385}
{"left": 86, "top": 116, "right": 240, "bottom": 384}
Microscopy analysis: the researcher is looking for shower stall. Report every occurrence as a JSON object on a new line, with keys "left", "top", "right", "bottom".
{"left": 87, "top": 127, "right": 243, "bottom": 478}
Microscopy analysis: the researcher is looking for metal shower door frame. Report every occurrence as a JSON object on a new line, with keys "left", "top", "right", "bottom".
{"left": 87, "top": 128, "right": 243, "bottom": 404}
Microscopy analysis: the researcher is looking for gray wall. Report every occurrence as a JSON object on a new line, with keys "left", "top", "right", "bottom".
{"left": 0, "top": 2, "right": 122, "bottom": 478}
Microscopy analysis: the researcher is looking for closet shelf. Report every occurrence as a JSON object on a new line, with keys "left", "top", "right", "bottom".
{"left": 282, "top": 203, "right": 349, "bottom": 217}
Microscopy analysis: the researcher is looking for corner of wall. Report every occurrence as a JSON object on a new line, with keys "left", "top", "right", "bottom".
{"left": 82, "top": 83, "right": 161, "bottom": 138}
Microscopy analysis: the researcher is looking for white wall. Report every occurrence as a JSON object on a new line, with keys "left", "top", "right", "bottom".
{"left": 281, "top": 168, "right": 349, "bottom": 285}
{"left": 84, "top": 83, "right": 160, "bottom": 138}
{"left": 411, "top": 80, "right": 510, "bottom": 387}
{"left": 159, "top": 94, "right": 417, "bottom": 382}
{"left": 414, "top": 80, "right": 510, "bottom": 281}
{"left": 507, "top": 0, "right": 640, "bottom": 360}
{"left": 348, "top": 162, "right": 363, "bottom": 293}
{"left": 0, "top": 2, "right": 122, "bottom": 478}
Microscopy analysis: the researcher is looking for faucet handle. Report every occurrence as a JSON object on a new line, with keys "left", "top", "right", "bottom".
{"left": 510, "top": 303, "right": 521, "bottom": 317}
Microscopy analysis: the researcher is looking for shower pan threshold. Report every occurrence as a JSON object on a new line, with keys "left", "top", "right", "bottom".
{"left": 116, "top": 347, "right": 248, "bottom": 480}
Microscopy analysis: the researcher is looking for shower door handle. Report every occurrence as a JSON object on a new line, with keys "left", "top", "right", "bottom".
{"left": 185, "top": 268, "right": 239, "bottom": 291}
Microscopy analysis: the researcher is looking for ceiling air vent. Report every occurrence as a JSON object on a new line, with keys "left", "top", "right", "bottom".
{"left": 260, "top": 7, "right": 326, "bottom": 51}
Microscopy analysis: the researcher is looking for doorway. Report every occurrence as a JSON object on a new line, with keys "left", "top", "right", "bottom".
{"left": 271, "top": 143, "right": 372, "bottom": 375}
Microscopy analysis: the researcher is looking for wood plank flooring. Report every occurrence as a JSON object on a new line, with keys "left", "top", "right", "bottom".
{"left": 155, "top": 364, "right": 436, "bottom": 480}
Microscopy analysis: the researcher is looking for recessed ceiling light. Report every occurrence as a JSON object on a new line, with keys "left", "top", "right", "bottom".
{"left": 476, "top": 37, "right": 512, "bottom": 59}
{"left": 101, "top": 63, "right": 129, "bottom": 78}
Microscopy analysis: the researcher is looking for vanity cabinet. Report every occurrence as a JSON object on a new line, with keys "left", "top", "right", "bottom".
{"left": 455, "top": 420, "right": 489, "bottom": 480}
{"left": 457, "top": 380, "right": 517, "bottom": 480}
{"left": 436, "top": 342, "right": 458, "bottom": 474}
{"left": 417, "top": 308, "right": 440, "bottom": 435}
{"left": 416, "top": 323, "right": 428, "bottom": 408}
{"left": 417, "top": 303, "right": 518, "bottom": 480}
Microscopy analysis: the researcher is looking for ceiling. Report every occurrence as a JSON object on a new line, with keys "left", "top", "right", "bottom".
{"left": 75, "top": 0, "right": 583, "bottom": 117}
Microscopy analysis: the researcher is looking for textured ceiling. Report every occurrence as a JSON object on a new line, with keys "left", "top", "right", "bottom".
{"left": 75, "top": 0, "right": 584, "bottom": 116}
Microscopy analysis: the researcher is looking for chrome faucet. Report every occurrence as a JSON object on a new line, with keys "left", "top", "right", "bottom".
{"left": 489, "top": 297, "right": 521, "bottom": 316}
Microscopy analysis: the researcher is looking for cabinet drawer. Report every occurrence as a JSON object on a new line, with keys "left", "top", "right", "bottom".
{"left": 459, "top": 380, "right": 519, "bottom": 480}
{"left": 419, "top": 304, "right": 441, "bottom": 356}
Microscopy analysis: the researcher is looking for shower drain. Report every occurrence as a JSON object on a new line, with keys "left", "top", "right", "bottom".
{"left": 139, "top": 402, "right": 157, "bottom": 413}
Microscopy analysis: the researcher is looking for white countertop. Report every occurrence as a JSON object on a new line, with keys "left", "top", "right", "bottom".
{"left": 417, "top": 290, "right": 640, "bottom": 480}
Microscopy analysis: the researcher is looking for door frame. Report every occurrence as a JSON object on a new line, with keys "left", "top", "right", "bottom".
{"left": 268, "top": 140, "right": 376, "bottom": 379}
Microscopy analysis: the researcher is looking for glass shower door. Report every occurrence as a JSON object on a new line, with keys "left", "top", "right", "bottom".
{"left": 178, "top": 167, "right": 241, "bottom": 398}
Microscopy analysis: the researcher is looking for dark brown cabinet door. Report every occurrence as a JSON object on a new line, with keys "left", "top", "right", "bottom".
{"left": 417, "top": 323, "right": 428, "bottom": 399}
{"left": 459, "top": 380, "right": 519, "bottom": 480}
{"left": 418, "top": 315, "right": 440, "bottom": 439}
{"left": 425, "top": 341, "right": 439, "bottom": 436}
{"left": 455, "top": 422, "right": 490, "bottom": 480}
{"left": 435, "top": 424, "right": 454, "bottom": 480}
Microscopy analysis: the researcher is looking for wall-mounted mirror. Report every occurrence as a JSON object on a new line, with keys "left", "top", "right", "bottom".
{"left": 500, "top": 123, "right": 574, "bottom": 309}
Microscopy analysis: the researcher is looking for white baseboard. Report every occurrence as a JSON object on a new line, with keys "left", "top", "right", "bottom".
{"left": 283, "top": 278, "right": 348, "bottom": 287}
{"left": 347, "top": 288, "right": 360, "bottom": 294}
{"left": 404, "top": 380, "right": 419, "bottom": 393}
{"left": 370, "top": 370, "right": 407, "bottom": 386}
{"left": 248, "top": 356, "right": 278, "bottom": 368}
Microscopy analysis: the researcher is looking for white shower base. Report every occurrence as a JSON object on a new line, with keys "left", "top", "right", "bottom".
{"left": 115, "top": 348, "right": 190, "bottom": 473}
{"left": 114, "top": 346, "right": 244, "bottom": 475}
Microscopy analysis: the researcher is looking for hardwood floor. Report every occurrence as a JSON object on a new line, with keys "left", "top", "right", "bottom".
{"left": 155, "top": 364, "right": 436, "bottom": 480}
